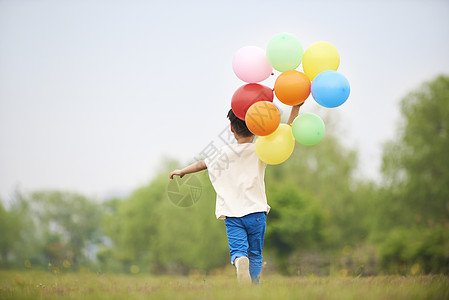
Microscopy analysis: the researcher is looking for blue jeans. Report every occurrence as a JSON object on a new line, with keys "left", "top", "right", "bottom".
{"left": 225, "top": 212, "right": 266, "bottom": 284}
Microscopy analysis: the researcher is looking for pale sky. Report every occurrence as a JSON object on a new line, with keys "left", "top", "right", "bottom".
{"left": 1, "top": 0, "right": 449, "bottom": 201}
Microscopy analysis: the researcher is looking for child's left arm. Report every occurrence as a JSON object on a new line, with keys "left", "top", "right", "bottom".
{"left": 287, "top": 102, "right": 305, "bottom": 125}
{"left": 169, "top": 160, "right": 207, "bottom": 179}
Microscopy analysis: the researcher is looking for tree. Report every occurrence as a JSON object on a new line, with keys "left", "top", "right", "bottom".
{"left": 265, "top": 115, "right": 366, "bottom": 248}
{"left": 0, "top": 201, "right": 22, "bottom": 268}
{"left": 102, "top": 162, "right": 229, "bottom": 274}
{"left": 381, "top": 75, "right": 449, "bottom": 227}
{"left": 261, "top": 114, "right": 378, "bottom": 274}
{"left": 264, "top": 181, "right": 326, "bottom": 274}
{"left": 24, "top": 191, "right": 103, "bottom": 269}
{"left": 377, "top": 75, "right": 449, "bottom": 274}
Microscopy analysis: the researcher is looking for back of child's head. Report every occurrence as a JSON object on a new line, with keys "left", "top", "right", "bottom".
{"left": 227, "top": 109, "right": 254, "bottom": 137}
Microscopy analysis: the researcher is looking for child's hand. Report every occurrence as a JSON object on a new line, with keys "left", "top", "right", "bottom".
{"left": 169, "top": 161, "right": 206, "bottom": 179}
{"left": 169, "top": 169, "right": 185, "bottom": 179}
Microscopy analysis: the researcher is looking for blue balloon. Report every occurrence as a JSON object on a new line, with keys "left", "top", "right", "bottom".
{"left": 311, "top": 71, "right": 350, "bottom": 108}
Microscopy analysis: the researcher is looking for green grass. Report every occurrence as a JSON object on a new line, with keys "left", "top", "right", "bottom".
{"left": 0, "top": 270, "right": 448, "bottom": 300}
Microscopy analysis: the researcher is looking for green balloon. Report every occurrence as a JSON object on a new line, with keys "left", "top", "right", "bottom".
{"left": 291, "top": 113, "right": 325, "bottom": 146}
{"left": 266, "top": 33, "right": 304, "bottom": 72}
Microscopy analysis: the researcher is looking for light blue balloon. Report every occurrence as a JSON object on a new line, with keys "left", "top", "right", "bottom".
{"left": 311, "top": 71, "right": 350, "bottom": 108}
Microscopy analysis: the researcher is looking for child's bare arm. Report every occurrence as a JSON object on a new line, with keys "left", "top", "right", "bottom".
{"left": 287, "top": 102, "right": 305, "bottom": 125}
{"left": 169, "top": 160, "right": 207, "bottom": 179}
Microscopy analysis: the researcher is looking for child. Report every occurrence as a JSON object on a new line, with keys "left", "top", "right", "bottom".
{"left": 169, "top": 104, "right": 302, "bottom": 284}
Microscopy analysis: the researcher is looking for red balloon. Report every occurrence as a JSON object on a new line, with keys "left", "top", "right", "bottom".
{"left": 231, "top": 84, "right": 274, "bottom": 120}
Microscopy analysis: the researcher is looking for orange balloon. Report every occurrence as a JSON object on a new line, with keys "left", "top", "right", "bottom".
{"left": 245, "top": 101, "right": 281, "bottom": 136}
{"left": 274, "top": 70, "right": 311, "bottom": 105}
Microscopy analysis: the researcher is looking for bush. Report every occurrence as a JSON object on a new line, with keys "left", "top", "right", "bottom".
{"left": 378, "top": 226, "right": 449, "bottom": 274}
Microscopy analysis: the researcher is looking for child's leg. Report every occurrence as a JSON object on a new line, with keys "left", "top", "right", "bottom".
{"left": 225, "top": 217, "right": 252, "bottom": 284}
{"left": 224, "top": 217, "right": 249, "bottom": 265}
{"left": 243, "top": 212, "right": 266, "bottom": 285}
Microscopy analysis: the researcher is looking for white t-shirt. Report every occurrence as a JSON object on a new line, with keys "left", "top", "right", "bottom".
{"left": 204, "top": 143, "right": 270, "bottom": 219}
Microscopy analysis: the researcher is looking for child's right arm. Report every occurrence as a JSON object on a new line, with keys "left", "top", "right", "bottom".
{"left": 169, "top": 160, "right": 207, "bottom": 179}
{"left": 287, "top": 102, "right": 305, "bottom": 125}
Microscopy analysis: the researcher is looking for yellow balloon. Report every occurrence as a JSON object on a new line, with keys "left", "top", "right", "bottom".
{"left": 303, "top": 41, "right": 340, "bottom": 80}
{"left": 255, "top": 124, "right": 295, "bottom": 165}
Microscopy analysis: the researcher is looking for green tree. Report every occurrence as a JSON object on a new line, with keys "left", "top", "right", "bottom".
{"left": 260, "top": 114, "right": 378, "bottom": 274}
{"left": 378, "top": 226, "right": 449, "bottom": 275}
{"left": 264, "top": 181, "right": 326, "bottom": 274}
{"left": 0, "top": 201, "right": 22, "bottom": 268}
{"left": 102, "top": 163, "right": 229, "bottom": 274}
{"left": 5, "top": 191, "right": 42, "bottom": 269}
{"left": 381, "top": 75, "right": 449, "bottom": 227}
{"left": 265, "top": 116, "right": 366, "bottom": 248}
{"left": 97, "top": 197, "right": 123, "bottom": 272}
{"left": 377, "top": 75, "right": 449, "bottom": 274}
{"left": 24, "top": 191, "right": 103, "bottom": 269}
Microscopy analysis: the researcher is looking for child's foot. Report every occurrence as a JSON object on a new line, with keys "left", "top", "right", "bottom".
{"left": 235, "top": 256, "right": 251, "bottom": 285}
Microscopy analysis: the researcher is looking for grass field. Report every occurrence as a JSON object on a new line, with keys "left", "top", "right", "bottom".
{"left": 0, "top": 270, "right": 448, "bottom": 300}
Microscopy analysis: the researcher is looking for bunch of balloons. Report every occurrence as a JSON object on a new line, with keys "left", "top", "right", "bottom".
{"left": 231, "top": 32, "right": 350, "bottom": 165}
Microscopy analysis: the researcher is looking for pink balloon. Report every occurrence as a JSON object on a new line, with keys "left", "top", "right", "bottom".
{"left": 232, "top": 46, "right": 273, "bottom": 83}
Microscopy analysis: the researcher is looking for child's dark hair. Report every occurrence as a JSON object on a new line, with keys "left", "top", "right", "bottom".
{"left": 227, "top": 109, "right": 254, "bottom": 137}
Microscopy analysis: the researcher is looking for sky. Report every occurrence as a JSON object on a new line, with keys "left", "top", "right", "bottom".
{"left": 1, "top": 0, "right": 449, "bottom": 201}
